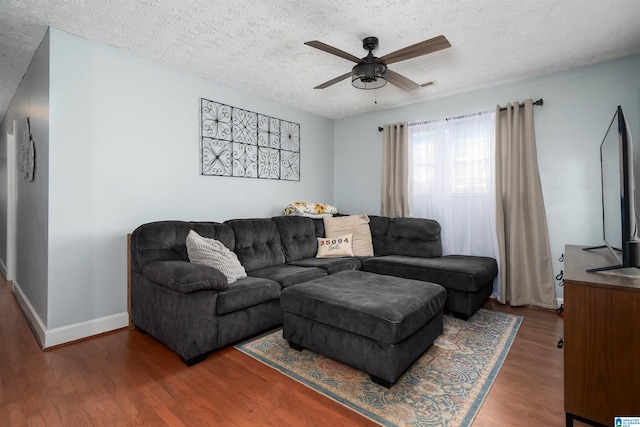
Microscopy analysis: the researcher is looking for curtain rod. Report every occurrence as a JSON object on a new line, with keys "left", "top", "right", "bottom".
{"left": 377, "top": 98, "right": 544, "bottom": 132}
{"left": 499, "top": 98, "right": 544, "bottom": 111}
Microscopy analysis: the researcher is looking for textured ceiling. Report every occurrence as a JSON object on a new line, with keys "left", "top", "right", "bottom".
{"left": 1, "top": 0, "right": 640, "bottom": 121}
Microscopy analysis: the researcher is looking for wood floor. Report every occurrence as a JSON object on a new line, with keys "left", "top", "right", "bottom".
{"left": 0, "top": 278, "right": 585, "bottom": 426}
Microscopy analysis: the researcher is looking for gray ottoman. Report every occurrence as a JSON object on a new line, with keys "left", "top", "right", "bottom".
{"left": 280, "top": 270, "right": 446, "bottom": 388}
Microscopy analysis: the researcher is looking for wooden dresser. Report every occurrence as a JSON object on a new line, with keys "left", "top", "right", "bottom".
{"left": 563, "top": 245, "right": 640, "bottom": 426}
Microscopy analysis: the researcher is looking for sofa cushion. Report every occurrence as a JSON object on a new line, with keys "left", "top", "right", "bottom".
{"left": 216, "top": 276, "right": 281, "bottom": 315}
{"left": 362, "top": 254, "right": 497, "bottom": 292}
{"left": 323, "top": 214, "right": 374, "bottom": 256}
{"left": 281, "top": 270, "right": 446, "bottom": 344}
{"left": 186, "top": 230, "right": 247, "bottom": 283}
{"left": 226, "top": 218, "right": 285, "bottom": 272}
{"left": 131, "top": 221, "right": 236, "bottom": 272}
{"left": 312, "top": 217, "right": 325, "bottom": 238}
{"left": 367, "top": 215, "right": 390, "bottom": 255}
{"left": 248, "top": 264, "right": 327, "bottom": 288}
{"left": 385, "top": 218, "right": 442, "bottom": 258}
{"left": 288, "top": 257, "right": 361, "bottom": 275}
{"left": 272, "top": 216, "right": 318, "bottom": 262}
{"left": 316, "top": 234, "right": 354, "bottom": 258}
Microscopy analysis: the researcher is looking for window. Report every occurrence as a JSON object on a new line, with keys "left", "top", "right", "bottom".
{"left": 410, "top": 129, "right": 436, "bottom": 194}
{"left": 408, "top": 110, "right": 496, "bottom": 257}
{"left": 410, "top": 116, "right": 491, "bottom": 196}
{"left": 453, "top": 133, "right": 490, "bottom": 194}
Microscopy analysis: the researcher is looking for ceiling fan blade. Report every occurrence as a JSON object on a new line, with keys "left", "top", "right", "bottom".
{"left": 420, "top": 81, "right": 434, "bottom": 87}
{"left": 379, "top": 35, "right": 451, "bottom": 65}
{"left": 305, "top": 41, "right": 363, "bottom": 63}
{"left": 388, "top": 70, "right": 421, "bottom": 92}
{"left": 314, "top": 72, "right": 352, "bottom": 89}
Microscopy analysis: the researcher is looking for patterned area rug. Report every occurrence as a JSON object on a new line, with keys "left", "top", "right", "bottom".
{"left": 235, "top": 309, "right": 522, "bottom": 427}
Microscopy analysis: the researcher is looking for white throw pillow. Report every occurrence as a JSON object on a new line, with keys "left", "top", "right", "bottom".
{"left": 186, "top": 230, "right": 247, "bottom": 283}
{"left": 323, "top": 214, "right": 374, "bottom": 256}
{"left": 316, "top": 234, "right": 354, "bottom": 258}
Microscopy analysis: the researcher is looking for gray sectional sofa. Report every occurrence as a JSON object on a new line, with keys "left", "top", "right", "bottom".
{"left": 129, "top": 215, "right": 497, "bottom": 365}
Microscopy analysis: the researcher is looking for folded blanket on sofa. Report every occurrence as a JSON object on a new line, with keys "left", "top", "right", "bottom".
{"left": 284, "top": 202, "right": 338, "bottom": 218}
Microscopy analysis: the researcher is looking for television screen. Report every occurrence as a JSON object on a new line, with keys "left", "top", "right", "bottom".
{"left": 588, "top": 105, "right": 638, "bottom": 272}
{"left": 601, "top": 112, "right": 624, "bottom": 261}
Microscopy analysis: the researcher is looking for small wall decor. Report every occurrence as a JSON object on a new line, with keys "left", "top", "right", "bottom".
{"left": 20, "top": 117, "right": 35, "bottom": 181}
{"left": 200, "top": 98, "right": 300, "bottom": 181}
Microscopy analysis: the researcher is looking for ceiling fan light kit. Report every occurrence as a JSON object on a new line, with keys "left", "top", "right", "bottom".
{"left": 352, "top": 62, "right": 388, "bottom": 89}
{"left": 305, "top": 35, "right": 451, "bottom": 92}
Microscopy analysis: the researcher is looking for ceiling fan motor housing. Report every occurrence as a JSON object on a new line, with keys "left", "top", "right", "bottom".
{"left": 362, "top": 36, "right": 379, "bottom": 52}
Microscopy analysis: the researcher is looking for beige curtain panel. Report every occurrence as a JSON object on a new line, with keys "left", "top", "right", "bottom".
{"left": 380, "top": 122, "right": 410, "bottom": 217}
{"left": 495, "top": 100, "right": 557, "bottom": 308}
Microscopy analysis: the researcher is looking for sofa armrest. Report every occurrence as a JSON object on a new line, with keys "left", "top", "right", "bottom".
{"left": 142, "top": 260, "right": 228, "bottom": 293}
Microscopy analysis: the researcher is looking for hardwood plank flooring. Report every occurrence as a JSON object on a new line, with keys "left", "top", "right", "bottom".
{"left": 0, "top": 279, "right": 585, "bottom": 426}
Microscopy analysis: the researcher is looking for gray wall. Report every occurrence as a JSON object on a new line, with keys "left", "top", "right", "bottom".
{"left": 0, "top": 28, "right": 334, "bottom": 341}
{"left": 0, "top": 30, "right": 50, "bottom": 323}
{"left": 45, "top": 29, "right": 335, "bottom": 330}
{"left": 334, "top": 54, "right": 640, "bottom": 300}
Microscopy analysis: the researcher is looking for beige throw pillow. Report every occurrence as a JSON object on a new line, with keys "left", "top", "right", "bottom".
{"left": 316, "top": 234, "right": 354, "bottom": 258}
{"left": 323, "top": 214, "right": 374, "bottom": 256}
{"left": 186, "top": 230, "right": 247, "bottom": 283}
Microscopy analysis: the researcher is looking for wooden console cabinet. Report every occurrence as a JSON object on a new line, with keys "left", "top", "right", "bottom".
{"left": 564, "top": 245, "right": 640, "bottom": 426}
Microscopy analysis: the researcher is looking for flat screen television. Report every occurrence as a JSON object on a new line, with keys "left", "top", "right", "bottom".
{"left": 585, "top": 105, "right": 639, "bottom": 272}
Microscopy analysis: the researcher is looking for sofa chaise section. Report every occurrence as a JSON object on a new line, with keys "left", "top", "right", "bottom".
{"left": 363, "top": 216, "right": 498, "bottom": 319}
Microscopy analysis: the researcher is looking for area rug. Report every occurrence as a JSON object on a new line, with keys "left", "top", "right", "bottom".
{"left": 235, "top": 309, "right": 522, "bottom": 427}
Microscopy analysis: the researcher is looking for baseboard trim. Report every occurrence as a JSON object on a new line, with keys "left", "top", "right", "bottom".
{"left": 12, "top": 281, "right": 129, "bottom": 348}
{"left": 0, "top": 259, "right": 8, "bottom": 281}
{"left": 45, "top": 312, "right": 129, "bottom": 348}
{"left": 12, "top": 280, "right": 47, "bottom": 348}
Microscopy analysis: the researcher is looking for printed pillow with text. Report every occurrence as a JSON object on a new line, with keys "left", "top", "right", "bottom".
{"left": 316, "top": 234, "right": 354, "bottom": 258}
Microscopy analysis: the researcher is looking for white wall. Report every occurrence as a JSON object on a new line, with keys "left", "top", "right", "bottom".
{"left": 43, "top": 29, "right": 334, "bottom": 336}
{"left": 0, "top": 30, "right": 50, "bottom": 335}
{"left": 334, "top": 54, "right": 640, "bottom": 301}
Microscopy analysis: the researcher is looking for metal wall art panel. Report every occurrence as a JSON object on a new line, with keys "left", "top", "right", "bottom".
{"left": 201, "top": 98, "right": 300, "bottom": 181}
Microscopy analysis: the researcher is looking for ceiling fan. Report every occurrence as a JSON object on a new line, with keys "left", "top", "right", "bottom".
{"left": 305, "top": 35, "right": 451, "bottom": 91}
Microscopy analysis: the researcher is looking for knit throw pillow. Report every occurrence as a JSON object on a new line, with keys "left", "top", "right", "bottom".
{"left": 323, "top": 214, "right": 374, "bottom": 256}
{"left": 186, "top": 230, "right": 247, "bottom": 283}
